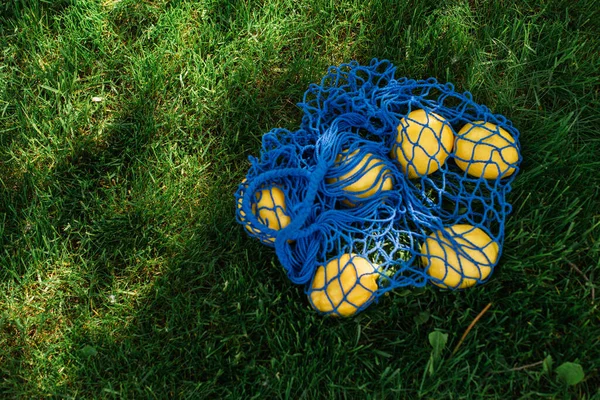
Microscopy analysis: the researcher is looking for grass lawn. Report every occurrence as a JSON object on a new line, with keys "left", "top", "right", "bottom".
{"left": 1, "top": 0, "right": 599, "bottom": 398}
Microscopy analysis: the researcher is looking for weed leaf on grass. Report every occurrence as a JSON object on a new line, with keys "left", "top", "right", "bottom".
{"left": 427, "top": 331, "right": 448, "bottom": 376}
{"left": 80, "top": 345, "right": 98, "bottom": 359}
{"left": 429, "top": 331, "right": 448, "bottom": 359}
{"left": 414, "top": 311, "right": 430, "bottom": 326}
{"left": 555, "top": 362, "right": 584, "bottom": 386}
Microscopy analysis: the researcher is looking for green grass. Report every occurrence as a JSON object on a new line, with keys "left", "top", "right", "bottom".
{"left": 1, "top": 0, "right": 599, "bottom": 398}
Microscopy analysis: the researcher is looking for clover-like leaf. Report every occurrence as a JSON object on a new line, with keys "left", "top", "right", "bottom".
{"left": 428, "top": 331, "right": 448, "bottom": 360}
{"left": 414, "top": 311, "right": 430, "bottom": 326}
{"left": 80, "top": 345, "right": 98, "bottom": 359}
{"left": 555, "top": 362, "right": 584, "bottom": 386}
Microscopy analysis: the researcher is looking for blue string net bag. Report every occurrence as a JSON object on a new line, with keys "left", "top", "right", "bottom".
{"left": 235, "top": 59, "right": 521, "bottom": 317}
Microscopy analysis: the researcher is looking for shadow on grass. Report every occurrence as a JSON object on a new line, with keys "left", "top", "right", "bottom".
{"left": 0, "top": 0, "right": 71, "bottom": 23}
{"left": 0, "top": 85, "right": 166, "bottom": 396}
{"left": 61, "top": 86, "right": 306, "bottom": 397}
{"left": 49, "top": 41, "right": 317, "bottom": 398}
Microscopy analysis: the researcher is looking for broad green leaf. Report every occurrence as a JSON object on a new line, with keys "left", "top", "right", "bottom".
{"left": 414, "top": 311, "right": 430, "bottom": 326}
{"left": 81, "top": 345, "right": 98, "bottom": 358}
{"left": 428, "top": 331, "right": 448, "bottom": 360}
{"left": 556, "top": 362, "right": 584, "bottom": 385}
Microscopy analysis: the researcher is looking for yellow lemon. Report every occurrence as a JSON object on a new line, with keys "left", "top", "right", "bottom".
{"left": 390, "top": 109, "right": 454, "bottom": 178}
{"left": 310, "top": 253, "right": 379, "bottom": 317}
{"left": 238, "top": 181, "right": 291, "bottom": 243}
{"left": 252, "top": 186, "right": 291, "bottom": 240}
{"left": 421, "top": 224, "right": 499, "bottom": 289}
{"left": 327, "top": 150, "right": 393, "bottom": 202}
{"left": 454, "top": 121, "right": 519, "bottom": 179}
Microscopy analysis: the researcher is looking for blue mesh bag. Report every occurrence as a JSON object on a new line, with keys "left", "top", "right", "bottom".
{"left": 235, "top": 59, "right": 521, "bottom": 317}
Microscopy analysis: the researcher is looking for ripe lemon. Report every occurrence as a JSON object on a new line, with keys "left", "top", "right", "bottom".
{"left": 310, "top": 253, "right": 379, "bottom": 317}
{"left": 237, "top": 181, "right": 291, "bottom": 243}
{"left": 454, "top": 121, "right": 519, "bottom": 179}
{"left": 391, "top": 109, "right": 454, "bottom": 178}
{"left": 327, "top": 150, "right": 393, "bottom": 202}
{"left": 421, "top": 224, "right": 499, "bottom": 289}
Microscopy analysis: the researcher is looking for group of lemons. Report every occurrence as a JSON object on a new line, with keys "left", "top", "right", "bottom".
{"left": 238, "top": 108, "right": 520, "bottom": 317}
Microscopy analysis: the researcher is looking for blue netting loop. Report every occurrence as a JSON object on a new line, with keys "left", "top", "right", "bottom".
{"left": 235, "top": 59, "right": 522, "bottom": 316}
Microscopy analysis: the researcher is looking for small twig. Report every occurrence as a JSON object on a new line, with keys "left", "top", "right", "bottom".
{"left": 567, "top": 261, "right": 595, "bottom": 303}
{"left": 507, "top": 360, "right": 545, "bottom": 372}
{"left": 489, "top": 360, "right": 545, "bottom": 374}
{"left": 452, "top": 302, "right": 493, "bottom": 356}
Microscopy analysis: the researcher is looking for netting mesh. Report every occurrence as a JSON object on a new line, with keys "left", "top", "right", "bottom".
{"left": 235, "top": 59, "right": 521, "bottom": 317}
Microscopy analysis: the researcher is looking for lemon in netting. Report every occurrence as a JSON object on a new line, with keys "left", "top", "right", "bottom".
{"left": 454, "top": 121, "right": 519, "bottom": 179}
{"left": 421, "top": 224, "right": 499, "bottom": 289}
{"left": 327, "top": 150, "right": 393, "bottom": 203}
{"left": 237, "top": 179, "right": 250, "bottom": 224}
{"left": 237, "top": 181, "right": 291, "bottom": 243}
{"left": 390, "top": 109, "right": 454, "bottom": 178}
{"left": 310, "top": 253, "right": 379, "bottom": 317}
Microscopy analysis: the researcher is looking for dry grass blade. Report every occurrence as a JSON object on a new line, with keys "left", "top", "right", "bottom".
{"left": 567, "top": 261, "right": 595, "bottom": 303}
{"left": 452, "top": 302, "right": 493, "bottom": 356}
{"left": 488, "top": 360, "right": 545, "bottom": 374}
